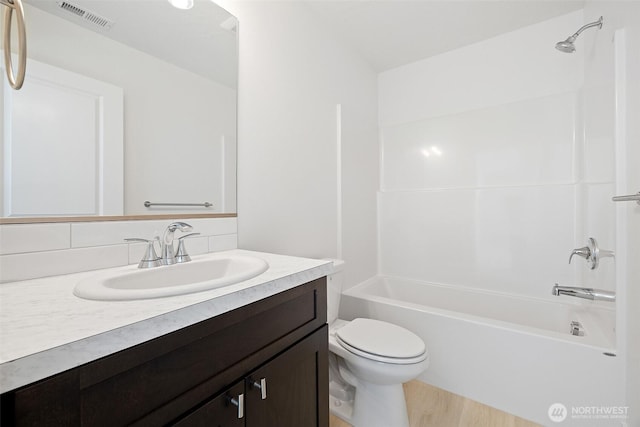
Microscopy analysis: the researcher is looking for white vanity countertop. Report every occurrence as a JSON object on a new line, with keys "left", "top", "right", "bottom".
{"left": 0, "top": 249, "right": 332, "bottom": 394}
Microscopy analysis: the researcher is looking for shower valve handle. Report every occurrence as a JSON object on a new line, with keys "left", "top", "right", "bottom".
{"left": 569, "top": 238, "right": 599, "bottom": 269}
{"left": 568, "top": 246, "right": 591, "bottom": 264}
{"left": 568, "top": 237, "right": 614, "bottom": 270}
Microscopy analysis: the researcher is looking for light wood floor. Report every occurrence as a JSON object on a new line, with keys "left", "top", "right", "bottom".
{"left": 329, "top": 381, "right": 541, "bottom": 427}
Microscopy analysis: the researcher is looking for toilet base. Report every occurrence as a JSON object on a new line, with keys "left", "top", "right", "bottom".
{"left": 353, "top": 381, "right": 409, "bottom": 427}
{"left": 329, "top": 394, "right": 354, "bottom": 424}
{"left": 329, "top": 380, "right": 409, "bottom": 427}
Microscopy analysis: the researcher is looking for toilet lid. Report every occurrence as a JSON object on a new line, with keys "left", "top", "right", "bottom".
{"left": 335, "top": 318, "right": 426, "bottom": 361}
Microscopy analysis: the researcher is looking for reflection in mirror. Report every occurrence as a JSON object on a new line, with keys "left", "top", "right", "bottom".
{"left": 0, "top": 0, "right": 237, "bottom": 219}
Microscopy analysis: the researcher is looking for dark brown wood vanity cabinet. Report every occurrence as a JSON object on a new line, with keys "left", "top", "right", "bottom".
{"left": 0, "top": 277, "right": 329, "bottom": 427}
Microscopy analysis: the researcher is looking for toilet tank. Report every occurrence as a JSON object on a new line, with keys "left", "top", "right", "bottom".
{"left": 326, "top": 259, "right": 345, "bottom": 324}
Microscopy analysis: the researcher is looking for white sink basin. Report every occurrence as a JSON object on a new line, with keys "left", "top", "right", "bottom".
{"left": 74, "top": 254, "right": 269, "bottom": 301}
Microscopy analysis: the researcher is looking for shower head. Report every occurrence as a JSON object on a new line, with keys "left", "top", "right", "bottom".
{"left": 555, "top": 36, "right": 577, "bottom": 53}
{"left": 555, "top": 16, "right": 603, "bottom": 53}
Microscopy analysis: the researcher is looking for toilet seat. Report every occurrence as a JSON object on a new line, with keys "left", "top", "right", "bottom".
{"left": 335, "top": 318, "right": 427, "bottom": 365}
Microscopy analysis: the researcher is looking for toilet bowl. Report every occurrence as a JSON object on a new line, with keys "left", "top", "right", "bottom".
{"left": 326, "top": 260, "right": 429, "bottom": 427}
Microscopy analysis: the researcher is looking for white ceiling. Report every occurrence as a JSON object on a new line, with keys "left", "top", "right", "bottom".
{"left": 26, "top": 0, "right": 585, "bottom": 84}
{"left": 305, "top": 0, "right": 585, "bottom": 72}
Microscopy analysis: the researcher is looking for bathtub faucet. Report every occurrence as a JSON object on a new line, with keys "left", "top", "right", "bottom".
{"left": 552, "top": 284, "right": 615, "bottom": 302}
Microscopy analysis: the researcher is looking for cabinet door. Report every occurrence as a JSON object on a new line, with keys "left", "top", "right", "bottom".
{"left": 173, "top": 381, "right": 245, "bottom": 427}
{"left": 245, "top": 326, "right": 328, "bottom": 427}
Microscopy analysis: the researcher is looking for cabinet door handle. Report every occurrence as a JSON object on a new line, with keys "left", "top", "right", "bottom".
{"left": 229, "top": 393, "right": 244, "bottom": 419}
{"left": 251, "top": 377, "right": 267, "bottom": 400}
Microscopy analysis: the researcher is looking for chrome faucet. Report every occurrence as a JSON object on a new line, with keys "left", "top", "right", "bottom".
{"left": 569, "top": 237, "right": 599, "bottom": 269}
{"left": 161, "top": 222, "right": 193, "bottom": 265}
{"left": 552, "top": 283, "right": 616, "bottom": 302}
{"left": 568, "top": 237, "right": 614, "bottom": 270}
{"left": 124, "top": 237, "right": 161, "bottom": 269}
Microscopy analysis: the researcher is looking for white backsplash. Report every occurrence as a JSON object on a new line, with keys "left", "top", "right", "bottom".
{"left": 0, "top": 217, "right": 237, "bottom": 283}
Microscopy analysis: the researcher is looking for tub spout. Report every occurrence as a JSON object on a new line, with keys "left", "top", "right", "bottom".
{"left": 552, "top": 284, "right": 615, "bottom": 302}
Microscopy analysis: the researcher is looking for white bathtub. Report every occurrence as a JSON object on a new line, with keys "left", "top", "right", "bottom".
{"left": 340, "top": 276, "right": 626, "bottom": 426}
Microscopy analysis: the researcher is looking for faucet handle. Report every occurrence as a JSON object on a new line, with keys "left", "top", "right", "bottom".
{"left": 125, "top": 237, "right": 162, "bottom": 269}
{"left": 166, "top": 222, "right": 193, "bottom": 234}
{"left": 568, "top": 246, "right": 591, "bottom": 264}
{"left": 175, "top": 233, "right": 201, "bottom": 263}
{"left": 569, "top": 237, "right": 601, "bottom": 270}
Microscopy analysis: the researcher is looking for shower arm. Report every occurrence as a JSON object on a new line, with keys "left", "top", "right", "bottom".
{"left": 568, "top": 17, "right": 603, "bottom": 40}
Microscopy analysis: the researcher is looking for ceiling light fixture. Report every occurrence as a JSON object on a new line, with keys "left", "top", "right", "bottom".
{"left": 168, "top": 0, "right": 193, "bottom": 10}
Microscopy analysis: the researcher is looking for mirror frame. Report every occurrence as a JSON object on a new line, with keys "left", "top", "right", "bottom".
{"left": 0, "top": 213, "right": 237, "bottom": 224}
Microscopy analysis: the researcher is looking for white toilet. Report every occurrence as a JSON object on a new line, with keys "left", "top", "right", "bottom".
{"left": 327, "top": 260, "right": 429, "bottom": 427}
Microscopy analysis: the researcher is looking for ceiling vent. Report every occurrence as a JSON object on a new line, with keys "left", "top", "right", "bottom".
{"left": 57, "top": 1, "right": 114, "bottom": 30}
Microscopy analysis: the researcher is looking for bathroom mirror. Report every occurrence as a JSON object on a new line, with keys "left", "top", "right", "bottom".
{"left": 0, "top": 0, "right": 237, "bottom": 221}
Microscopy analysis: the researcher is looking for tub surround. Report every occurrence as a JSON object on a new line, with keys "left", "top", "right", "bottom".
{"left": 0, "top": 250, "right": 332, "bottom": 394}
{"left": 377, "top": 10, "right": 616, "bottom": 300}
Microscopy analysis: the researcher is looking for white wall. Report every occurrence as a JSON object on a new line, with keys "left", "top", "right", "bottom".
{"left": 217, "top": 1, "right": 379, "bottom": 287}
{"left": 21, "top": 4, "right": 237, "bottom": 215}
{"left": 377, "top": 11, "right": 620, "bottom": 299}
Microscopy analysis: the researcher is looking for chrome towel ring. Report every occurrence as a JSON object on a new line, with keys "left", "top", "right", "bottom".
{"left": 1, "top": 0, "right": 26, "bottom": 90}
